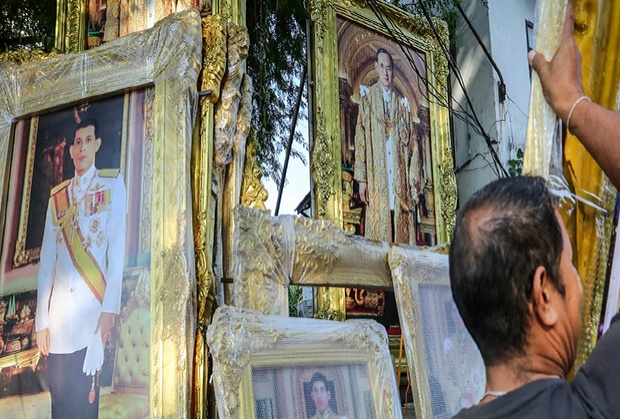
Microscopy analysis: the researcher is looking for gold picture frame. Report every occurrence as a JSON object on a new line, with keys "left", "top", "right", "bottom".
{"left": 206, "top": 305, "right": 402, "bottom": 419}
{"left": 0, "top": 10, "right": 202, "bottom": 418}
{"left": 389, "top": 246, "right": 485, "bottom": 418}
{"left": 232, "top": 205, "right": 393, "bottom": 317}
{"left": 308, "top": 0, "right": 457, "bottom": 317}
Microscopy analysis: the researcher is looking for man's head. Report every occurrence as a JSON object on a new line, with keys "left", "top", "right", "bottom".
{"left": 70, "top": 118, "right": 101, "bottom": 176}
{"left": 310, "top": 373, "right": 331, "bottom": 414}
{"left": 375, "top": 48, "right": 394, "bottom": 90}
{"left": 449, "top": 176, "right": 582, "bottom": 369}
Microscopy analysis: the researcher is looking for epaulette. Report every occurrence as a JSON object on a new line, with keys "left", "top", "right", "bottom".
{"left": 50, "top": 179, "right": 71, "bottom": 196}
{"left": 98, "top": 168, "right": 120, "bottom": 178}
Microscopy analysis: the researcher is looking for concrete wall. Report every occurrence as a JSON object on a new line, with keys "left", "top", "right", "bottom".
{"left": 452, "top": 0, "right": 537, "bottom": 205}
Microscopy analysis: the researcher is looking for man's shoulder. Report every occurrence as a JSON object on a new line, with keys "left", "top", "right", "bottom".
{"left": 50, "top": 179, "right": 71, "bottom": 196}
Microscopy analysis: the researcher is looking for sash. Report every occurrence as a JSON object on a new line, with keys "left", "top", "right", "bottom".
{"left": 51, "top": 185, "right": 106, "bottom": 304}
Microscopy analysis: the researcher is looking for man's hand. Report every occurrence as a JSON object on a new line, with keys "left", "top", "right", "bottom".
{"left": 528, "top": 0, "right": 584, "bottom": 122}
{"left": 95, "top": 312, "right": 116, "bottom": 347}
{"left": 358, "top": 182, "right": 369, "bottom": 205}
{"left": 36, "top": 328, "right": 50, "bottom": 356}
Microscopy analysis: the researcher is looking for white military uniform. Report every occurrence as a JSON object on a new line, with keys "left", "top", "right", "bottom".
{"left": 36, "top": 164, "right": 126, "bottom": 354}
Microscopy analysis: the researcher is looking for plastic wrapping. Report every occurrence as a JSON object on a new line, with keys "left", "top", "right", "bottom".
{"left": 525, "top": 0, "right": 620, "bottom": 369}
{"left": 232, "top": 206, "right": 392, "bottom": 316}
{"left": 389, "top": 246, "right": 484, "bottom": 419}
{"left": 207, "top": 305, "right": 402, "bottom": 419}
{"left": 0, "top": 10, "right": 201, "bottom": 418}
{"left": 523, "top": 0, "right": 566, "bottom": 181}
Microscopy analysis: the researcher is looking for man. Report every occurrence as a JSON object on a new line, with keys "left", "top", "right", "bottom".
{"left": 449, "top": 176, "right": 614, "bottom": 417}
{"left": 354, "top": 48, "right": 422, "bottom": 244}
{"left": 309, "top": 373, "right": 344, "bottom": 419}
{"left": 35, "top": 117, "right": 127, "bottom": 418}
{"left": 449, "top": 1, "right": 620, "bottom": 416}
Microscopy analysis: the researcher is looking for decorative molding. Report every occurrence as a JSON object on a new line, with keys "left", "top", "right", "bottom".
{"left": 214, "top": 23, "right": 248, "bottom": 166}
{"left": 0, "top": 49, "right": 60, "bottom": 64}
{"left": 201, "top": 14, "right": 227, "bottom": 104}
{"left": 241, "top": 133, "right": 269, "bottom": 210}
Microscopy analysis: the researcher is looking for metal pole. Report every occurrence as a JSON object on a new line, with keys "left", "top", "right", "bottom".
{"left": 275, "top": 66, "right": 307, "bottom": 215}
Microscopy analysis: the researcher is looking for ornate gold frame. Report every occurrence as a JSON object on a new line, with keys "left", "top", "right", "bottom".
{"left": 308, "top": 0, "right": 457, "bottom": 317}
{"left": 232, "top": 206, "right": 393, "bottom": 316}
{"left": 207, "top": 305, "right": 402, "bottom": 418}
{"left": 389, "top": 246, "right": 485, "bottom": 418}
{"left": 0, "top": 10, "right": 202, "bottom": 417}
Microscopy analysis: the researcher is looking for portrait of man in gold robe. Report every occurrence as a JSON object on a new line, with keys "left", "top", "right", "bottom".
{"left": 338, "top": 19, "right": 434, "bottom": 319}
{"left": 354, "top": 48, "right": 422, "bottom": 244}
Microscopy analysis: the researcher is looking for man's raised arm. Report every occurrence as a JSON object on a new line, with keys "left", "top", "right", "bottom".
{"left": 528, "top": 0, "right": 620, "bottom": 189}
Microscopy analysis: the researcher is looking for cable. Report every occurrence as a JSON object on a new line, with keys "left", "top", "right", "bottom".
{"left": 366, "top": 0, "right": 509, "bottom": 177}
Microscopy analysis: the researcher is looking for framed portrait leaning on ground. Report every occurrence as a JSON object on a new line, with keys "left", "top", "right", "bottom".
{"left": 308, "top": 0, "right": 456, "bottom": 318}
{"left": 207, "top": 305, "right": 402, "bottom": 419}
{"left": 0, "top": 9, "right": 201, "bottom": 418}
{"left": 388, "top": 246, "right": 485, "bottom": 419}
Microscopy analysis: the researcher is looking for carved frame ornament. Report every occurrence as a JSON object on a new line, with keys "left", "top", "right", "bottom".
{"left": 0, "top": 10, "right": 202, "bottom": 417}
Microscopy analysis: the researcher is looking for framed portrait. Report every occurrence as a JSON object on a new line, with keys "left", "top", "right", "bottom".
{"left": 207, "top": 305, "right": 402, "bottom": 419}
{"left": 0, "top": 9, "right": 201, "bottom": 418}
{"left": 308, "top": 0, "right": 456, "bottom": 319}
{"left": 389, "top": 246, "right": 485, "bottom": 419}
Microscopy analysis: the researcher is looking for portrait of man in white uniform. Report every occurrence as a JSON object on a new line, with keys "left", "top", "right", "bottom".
{"left": 35, "top": 117, "right": 127, "bottom": 419}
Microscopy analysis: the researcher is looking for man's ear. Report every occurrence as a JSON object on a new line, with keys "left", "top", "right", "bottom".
{"left": 69, "top": 144, "right": 74, "bottom": 159}
{"left": 95, "top": 137, "right": 101, "bottom": 152}
{"left": 532, "top": 265, "right": 559, "bottom": 327}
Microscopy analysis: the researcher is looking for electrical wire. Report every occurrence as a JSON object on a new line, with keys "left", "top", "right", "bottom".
{"left": 366, "top": 0, "right": 509, "bottom": 178}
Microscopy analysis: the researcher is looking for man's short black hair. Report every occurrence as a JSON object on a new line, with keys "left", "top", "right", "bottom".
{"left": 375, "top": 48, "right": 394, "bottom": 69}
{"left": 449, "top": 176, "right": 564, "bottom": 366}
{"left": 74, "top": 117, "right": 100, "bottom": 140}
{"left": 310, "top": 372, "right": 328, "bottom": 387}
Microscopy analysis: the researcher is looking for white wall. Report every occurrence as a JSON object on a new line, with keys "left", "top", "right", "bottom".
{"left": 488, "top": 0, "right": 537, "bottom": 175}
{"left": 453, "top": 0, "right": 536, "bottom": 205}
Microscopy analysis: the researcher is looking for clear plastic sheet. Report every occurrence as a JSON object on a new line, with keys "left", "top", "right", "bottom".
{"left": 206, "top": 305, "right": 403, "bottom": 419}
{"left": 232, "top": 206, "right": 392, "bottom": 316}
{"left": 523, "top": 0, "right": 566, "bottom": 182}
{"left": 389, "top": 246, "right": 484, "bottom": 419}
{"left": 0, "top": 10, "right": 201, "bottom": 418}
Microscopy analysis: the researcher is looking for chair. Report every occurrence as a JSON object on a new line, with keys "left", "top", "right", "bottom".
{"left": 99, "top": 268, "right": 150, "bottom": 419}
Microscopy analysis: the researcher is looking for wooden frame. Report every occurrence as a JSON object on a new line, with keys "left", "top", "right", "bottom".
{"left": 207, "top": 305, "right": 402, "bottom": 419}
{"left": 308, "top": 0, "right": 457, "bottom": 317}
{"left": 0, "top": 10, "right": 202, "bottom": 418}
{"left": 389, "top": 246, "right": 485, "bottom": 418}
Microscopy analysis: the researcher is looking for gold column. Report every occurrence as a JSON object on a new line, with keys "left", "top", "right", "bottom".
{"left": 55, "top": 0, "right": 87, "bottom": 52}
{"left": 193, "top": 13, "right": 226, "bottom": 419}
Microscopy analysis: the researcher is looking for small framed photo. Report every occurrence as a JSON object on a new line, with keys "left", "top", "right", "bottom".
{"left": 0, "top": 10, "right": 202, "bottom": 418}
{"left": 389, "top": 246, "right": 485, "bottom": 418}
{"left": 207, "top": 305, "right": 402, "bottom": 419}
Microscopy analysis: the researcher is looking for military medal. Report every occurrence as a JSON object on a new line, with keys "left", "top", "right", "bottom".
{"left": 90, "top": 218, "right": 99, "bottom": 233}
